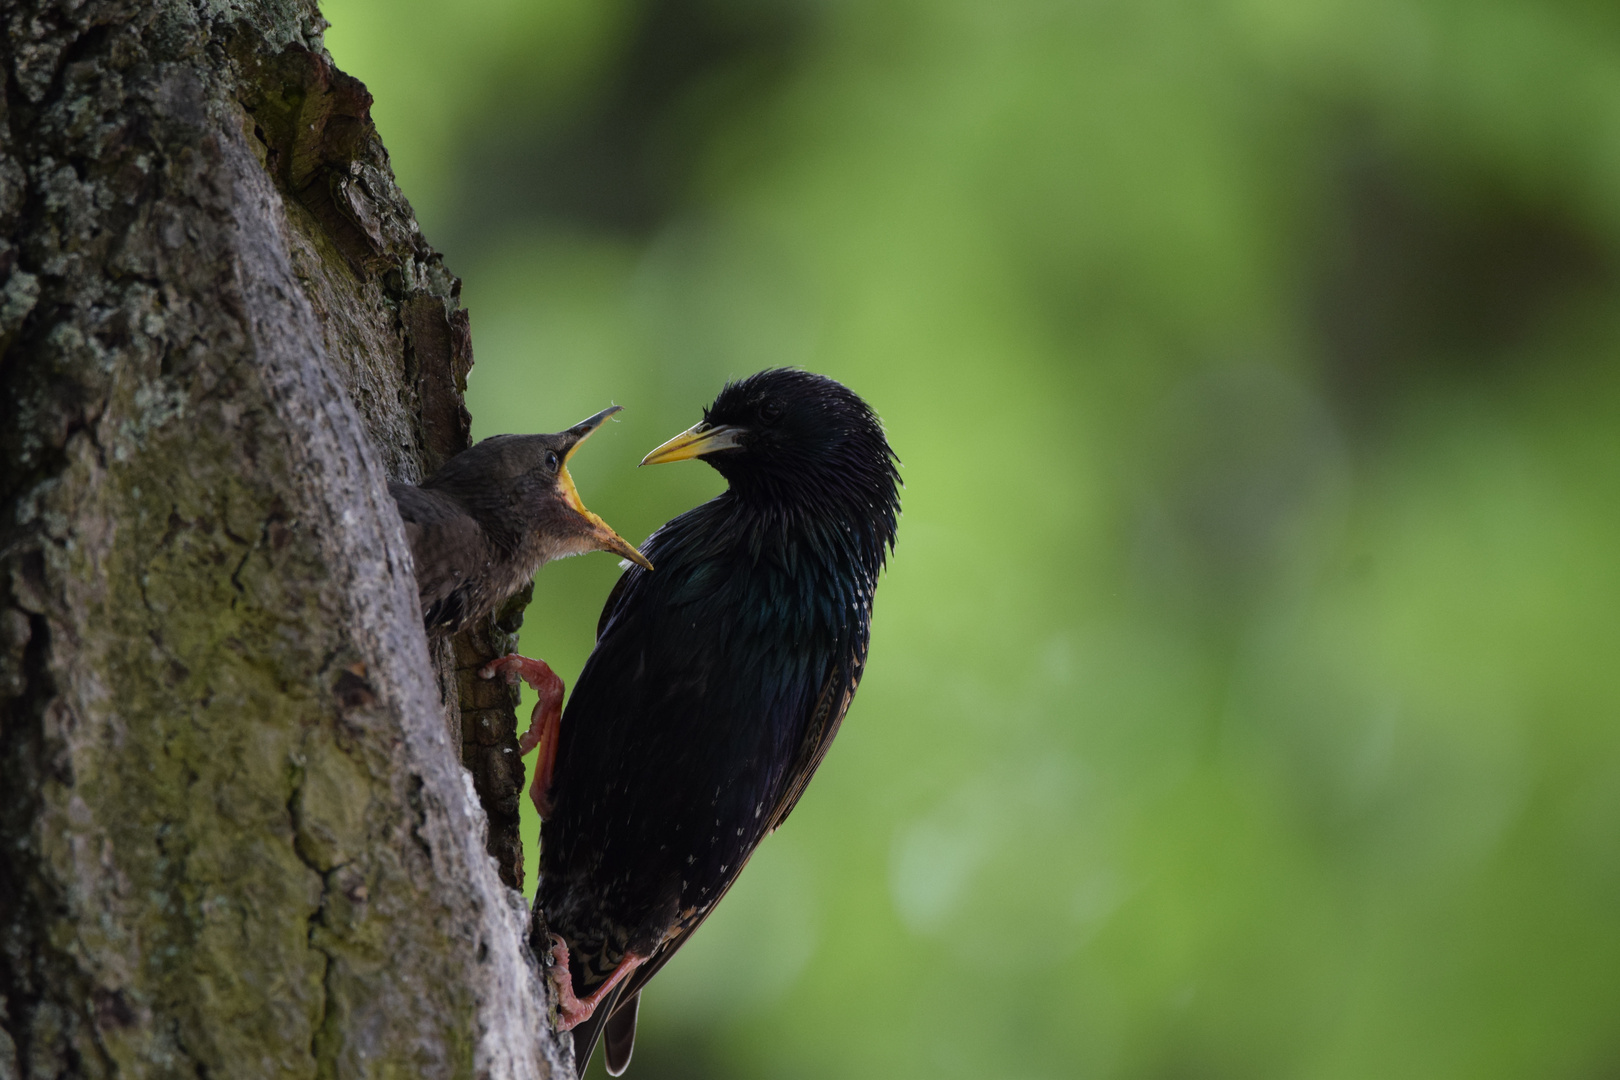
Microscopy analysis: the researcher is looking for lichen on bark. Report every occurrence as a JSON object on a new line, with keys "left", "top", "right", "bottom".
{"left": 0, "top": 1, "right": 565, "bottom": 1076}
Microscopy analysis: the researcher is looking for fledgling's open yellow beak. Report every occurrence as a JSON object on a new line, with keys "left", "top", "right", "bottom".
{"left": 558, "top": 406, "right": 653, "bottom": 571}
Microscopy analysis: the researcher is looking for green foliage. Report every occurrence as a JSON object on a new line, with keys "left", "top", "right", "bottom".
{"left": 325, "top": 0, "right": 1620, "bottom": 1075}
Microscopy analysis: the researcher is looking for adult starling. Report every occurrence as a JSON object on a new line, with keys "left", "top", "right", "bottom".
{"left": 390, "top": 406, "right": 652, "bottom": 795}
{"left": 535, "top": 370, "right": 901, "bottom": 1076}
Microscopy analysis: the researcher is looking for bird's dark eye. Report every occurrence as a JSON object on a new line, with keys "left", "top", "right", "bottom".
{"left": 545, "top": 451, "right": 560, "bottom": 471}
{"left": 759, "top": 399, "right": 784, "bottom": 423}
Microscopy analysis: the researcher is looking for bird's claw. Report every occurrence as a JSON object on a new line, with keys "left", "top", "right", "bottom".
{"left": 477, "top": 655, "right": 567, "bottom": 817}
{"left": 543, "top": 934, "right": 647, "bottom": 1033}
{"left": 545, "top": 935, "right": 594, "bottom": 1031}
{"left": 478, "top": 654, "right": 564, "bottom": 695}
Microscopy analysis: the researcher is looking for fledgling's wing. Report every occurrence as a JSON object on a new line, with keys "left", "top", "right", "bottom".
{"left": 389, "top": 481, "right": 485, "bottom": 635}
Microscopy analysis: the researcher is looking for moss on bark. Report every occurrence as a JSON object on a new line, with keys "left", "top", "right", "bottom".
{"left": 0, "top": 2, "right": 564, "bottom": 1076}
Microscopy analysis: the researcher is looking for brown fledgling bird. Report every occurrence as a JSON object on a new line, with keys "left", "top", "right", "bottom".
{"left": 390, "top": 406, "right": 652, "bottom": 805}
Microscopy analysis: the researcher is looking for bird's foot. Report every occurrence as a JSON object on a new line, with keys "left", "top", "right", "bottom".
{"left": 479, "top": 654, "right": 562, "bottom": 707}
{"left": 479, "top": 654, "right": 565, "bottom": 817}
{"left": 479, "top": 654, "right": 564, "bottom": 753}
{"left": 544, "top": 934, "right": 648, "bottom": 1032}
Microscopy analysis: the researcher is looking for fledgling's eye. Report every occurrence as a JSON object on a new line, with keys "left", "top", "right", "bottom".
{"left": 545, "top": 451, "right": 560, "bottom": 471}
{"left": 759, "top": 399, "right": 784, "bottom": 423}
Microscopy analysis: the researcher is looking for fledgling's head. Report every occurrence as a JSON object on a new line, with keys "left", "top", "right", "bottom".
{"left": 434, "top": 407, "right": 652, "bottom": 569}
{"left": 641, "top": 369, "right": 901, "bottom": 546}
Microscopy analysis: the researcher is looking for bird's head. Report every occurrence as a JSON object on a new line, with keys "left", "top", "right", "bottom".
{"left": 531, "top": 406, "right": 654, "bottom": 569}
{"left": 443, "top": 407, "right": 653, "bottom": 570}
{"left": 641, "top": 369, "right": 901, "bottom": 549}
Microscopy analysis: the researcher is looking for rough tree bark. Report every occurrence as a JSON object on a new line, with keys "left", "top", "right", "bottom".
{"left": 0, "top": 1, "right": 568, "bottom": 1076}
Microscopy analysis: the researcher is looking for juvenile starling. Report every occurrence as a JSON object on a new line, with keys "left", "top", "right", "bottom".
{"left": 391, "top": 406, "right": 652, "bottom": 794}
{"left": 535, "top": 370, "right": 901, "bottom": 1076}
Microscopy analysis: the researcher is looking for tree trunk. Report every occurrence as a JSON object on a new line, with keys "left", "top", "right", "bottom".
{"left": 0, "top": 2, "right": 567, "bottom": 1076}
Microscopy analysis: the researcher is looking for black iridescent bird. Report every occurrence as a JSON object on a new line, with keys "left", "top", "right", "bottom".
{"left": 535, "top": 369, "right": 901, "bottom": 1077}
{"left": 390, "top": 408, "right": 652, "bottom": 785}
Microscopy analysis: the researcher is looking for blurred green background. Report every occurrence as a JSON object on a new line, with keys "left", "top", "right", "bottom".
{"left": 323, "top": 1, "right": 1620, "bottom": 1076}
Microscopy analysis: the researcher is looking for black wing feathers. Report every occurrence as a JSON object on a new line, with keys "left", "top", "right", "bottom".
{"left": 769, "top": 663, "right": 859, "bottom": 832}
{"left": 610, "top": 663, "right": 860, "bottom": 999}
{"left": 543, "top": 497, "right": 862, "bottom": 976}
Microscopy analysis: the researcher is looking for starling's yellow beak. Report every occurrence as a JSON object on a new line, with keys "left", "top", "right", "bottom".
{"left": 558, "top": 406, "right": 654, "bottom": 571}
{"left": 639, "top": 423, "right": 746, "bottom": 466}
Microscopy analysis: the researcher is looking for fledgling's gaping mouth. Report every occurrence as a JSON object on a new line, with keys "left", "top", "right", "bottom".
{"left": 557, "top": 406, "right": 654, "bottom": 571}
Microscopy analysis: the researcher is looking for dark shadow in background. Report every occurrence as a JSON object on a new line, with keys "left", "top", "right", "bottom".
{"left": 443, "top": 0, "right": 815, "bottom": 248}
{"left": 1314, "top": 133, "right": 1615, "bottom": 431}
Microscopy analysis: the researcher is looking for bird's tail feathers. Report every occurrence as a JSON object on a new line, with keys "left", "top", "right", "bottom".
{"left": 571, "top": 984, "right": 627, "bottom": 1079}
{"left": 603, "top": 992, "right": 639, "bottom": 1076}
